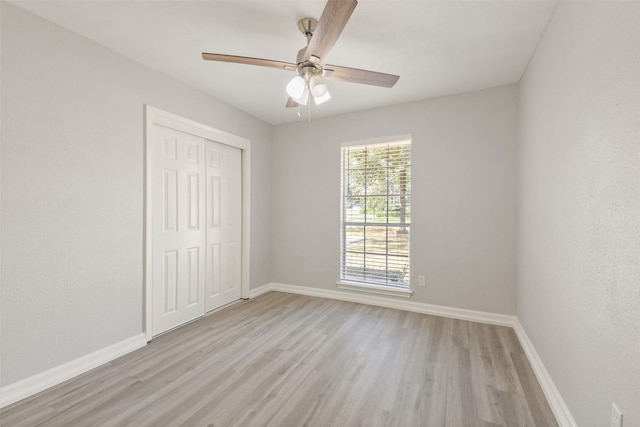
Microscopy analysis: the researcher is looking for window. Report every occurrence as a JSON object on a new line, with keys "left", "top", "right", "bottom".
{"left": 340, "top": 139, "right": 411, "bottom": 289}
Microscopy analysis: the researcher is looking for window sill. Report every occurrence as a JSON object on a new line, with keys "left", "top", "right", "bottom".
{"left": 336, "top": 280, "right": 413, "bottom": 298}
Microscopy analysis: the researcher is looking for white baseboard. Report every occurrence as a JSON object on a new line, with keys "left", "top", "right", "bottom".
{"left": 0, "top": 333, "right": 147, "bottom": 409}
{"left": 248, "top": 283, "right": 272, "bottom": 299}
{"left": 252, "top": 282, "right": 576, "bottom": 427}
{"left": 512, "top": 320, "right": 577, "bottom": 427}
{"left": 252, "top": 282, "right": 516, "bottom": 327}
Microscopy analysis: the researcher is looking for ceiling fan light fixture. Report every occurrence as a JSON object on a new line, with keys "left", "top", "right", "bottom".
{"left": 286, "top": 76, "right": 306, "bottom": 99}
{"left": 314, "top": 90, "right": 331, "bottom": 105}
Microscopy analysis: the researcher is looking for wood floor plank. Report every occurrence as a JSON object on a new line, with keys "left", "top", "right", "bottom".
{"left": 0, "top": 292, "right": 558, "bottom": 427}
{"left": 469, "top": 323, "right": 502, "bottom": 425}
{"left": 446, "top": 347, "right": 480, "bottom": 427}
{"left": 487, "top": 326, "right": 525, "bottom": 394}
{"left": 511, "top": 352, "right": 559, "bottom": 427}
{"left": 492, "top": 388, "right": 537, "bottom": 427}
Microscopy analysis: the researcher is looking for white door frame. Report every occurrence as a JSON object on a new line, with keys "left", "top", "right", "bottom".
{"left": 144, "top": 105, "right": 251, "bottom": 342}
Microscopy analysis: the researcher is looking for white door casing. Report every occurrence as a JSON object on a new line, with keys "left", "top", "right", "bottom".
{"left": 145, "top": 106, "right": 250, "bottom": 340}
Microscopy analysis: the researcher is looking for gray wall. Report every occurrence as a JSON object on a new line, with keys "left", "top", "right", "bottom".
{"left": 517, "top": 2, "right": 640, "bottom": 426}
{"left": 271, "top": 85, "right": 518, "bottom": 315}
{"left": 0, "top": 3, "right": 271, "bottom": 386}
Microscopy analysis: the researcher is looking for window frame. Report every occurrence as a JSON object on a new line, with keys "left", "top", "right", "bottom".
{"left": 337, "top": 135, "right": 413, "bottom": 298}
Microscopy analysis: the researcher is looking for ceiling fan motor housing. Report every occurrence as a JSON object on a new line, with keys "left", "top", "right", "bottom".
{"left": 297, "top": 59, "right": 323, "bottom": 79}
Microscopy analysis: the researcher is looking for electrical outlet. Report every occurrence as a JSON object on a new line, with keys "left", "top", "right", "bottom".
{"left": 611, "top": 403, "right": 623, "bottom": 427}
{"left": 418, "top": 276, "right": 426, "bottom": 287}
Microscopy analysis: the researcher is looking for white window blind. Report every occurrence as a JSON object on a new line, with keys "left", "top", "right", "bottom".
{"left": 340, "top": 140, "right": 411, "bottom": 288}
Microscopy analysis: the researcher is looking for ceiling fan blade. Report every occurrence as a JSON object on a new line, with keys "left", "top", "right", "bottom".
{"left": 286, "top": 97, "right": 299, "bottom": 108}
{"left": 325, "top": 64, "right": 399, "bottom": 88}
{"left": 202, "top": 53, "right": 296, "bottom": 71}
{"left": 304, "top": 0, "right": 357, "bottom": 64}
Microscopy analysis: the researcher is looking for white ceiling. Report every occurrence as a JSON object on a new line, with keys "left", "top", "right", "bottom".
{"left": 10, "top": 0, "right": 557, "bottom": 125}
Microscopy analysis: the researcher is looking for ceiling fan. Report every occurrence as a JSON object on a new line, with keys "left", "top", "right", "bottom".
{"left": 202, "top": 0, "right": 399, "bottom": 109}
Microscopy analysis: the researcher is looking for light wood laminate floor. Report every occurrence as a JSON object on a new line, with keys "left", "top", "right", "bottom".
{"left": 1, "top": 292, "right": 558, "bottom": 427}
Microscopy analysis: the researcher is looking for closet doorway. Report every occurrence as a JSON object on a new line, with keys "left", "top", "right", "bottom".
{"left": 144, "top": 106, "right": 250, "bottom": 339}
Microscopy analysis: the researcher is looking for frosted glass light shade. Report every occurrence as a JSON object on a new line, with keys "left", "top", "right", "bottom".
{"left": 314, "top": 91, "right": 331, "bottom": 105}
{"left": 293, "top": 87, "right": 309, "bottom": 106}
{"left": 310, "top": 75, "right": 328, "bottom": 97}
{"left": 286, "top": 76, "right": 306, "bottom": 99}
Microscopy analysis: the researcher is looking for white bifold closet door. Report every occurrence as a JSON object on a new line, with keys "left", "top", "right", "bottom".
{"left": 151, "top": 125, "right": 241, "bottom": 336}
